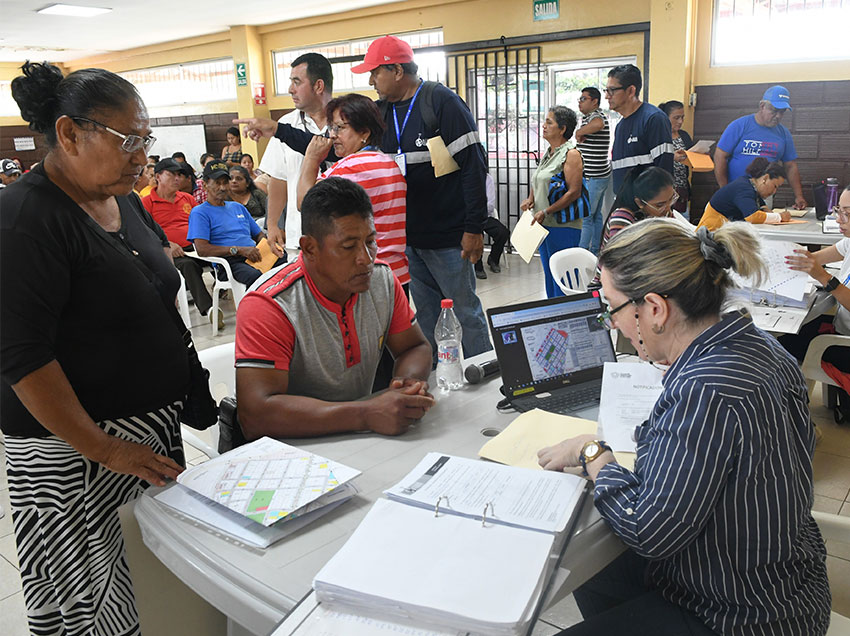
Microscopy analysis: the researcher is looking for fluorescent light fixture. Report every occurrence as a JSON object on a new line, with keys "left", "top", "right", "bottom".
{"left": 37, "top": 4, "right": 112, "bottom": 17}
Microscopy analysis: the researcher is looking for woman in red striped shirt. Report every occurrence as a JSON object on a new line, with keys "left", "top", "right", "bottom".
{"left": 297, "top": 93, "right": 409, "bottom": 287}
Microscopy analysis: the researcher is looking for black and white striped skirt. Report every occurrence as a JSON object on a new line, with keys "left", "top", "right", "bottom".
{"left": 5, "top": 403, "right": 184, "bottom": 636}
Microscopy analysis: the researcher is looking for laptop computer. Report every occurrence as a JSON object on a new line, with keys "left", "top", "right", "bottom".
{"left": 486, "top": 292, "right": 617, "bottom": 418}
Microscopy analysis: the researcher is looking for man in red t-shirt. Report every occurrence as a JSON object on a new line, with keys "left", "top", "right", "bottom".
{"left": 235, "top": 178, "right": 434, "bottom": 440}
{"left": 142, "top": 158, "right": 213, "bottom": 318}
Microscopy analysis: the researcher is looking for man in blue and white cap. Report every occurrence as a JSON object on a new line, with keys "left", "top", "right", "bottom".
{"left": 715, "top": 85, "right": 806, "bottom": 209}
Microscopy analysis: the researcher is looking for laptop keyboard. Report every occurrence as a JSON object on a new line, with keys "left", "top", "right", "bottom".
{"left": 513, "top": 383, "right": 601, "bottom": 415}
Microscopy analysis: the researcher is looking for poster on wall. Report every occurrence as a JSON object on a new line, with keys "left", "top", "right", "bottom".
{"left": 14, "top": 137, "right": 36, "bottom": 151}
{"left": 253, "top": 83, "right": 266, "bottom": 106}
{"left": 236, "top": 63, "right": 247, "bottom": 87}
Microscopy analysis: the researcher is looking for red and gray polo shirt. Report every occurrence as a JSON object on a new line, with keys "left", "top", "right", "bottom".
{"left": 234, "top": 254, "right": 416, "bottom": 402}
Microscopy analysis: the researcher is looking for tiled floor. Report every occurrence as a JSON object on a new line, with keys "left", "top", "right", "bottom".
{"left": 1, "top": 253, "right": 849, "bottom": 635}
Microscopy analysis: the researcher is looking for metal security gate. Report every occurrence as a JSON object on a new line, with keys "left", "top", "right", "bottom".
{"left": 445, "top": 46, "right": 544, "bottom": 233}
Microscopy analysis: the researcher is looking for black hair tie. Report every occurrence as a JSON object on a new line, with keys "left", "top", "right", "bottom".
{"left": 696, "top": 226, "right": 734, "bottom": 269}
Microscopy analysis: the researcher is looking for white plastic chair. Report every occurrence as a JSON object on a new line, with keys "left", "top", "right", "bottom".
{"left": 801, "top": 334, "right": 850, "bottom": 413}
{"left": 175, "top": 270, "right": 192, "bottom": 328}
{"left": 186, "top": 252, "right": 247, "bottom": 336}
{"left": 548, "top": 247, "right": 597, "bottom": 295}
{"left": 180, "top": 342, "right": 236, "bottom": 460}
{"left": 812, "top": 510, "right": 850, "bottom": 634}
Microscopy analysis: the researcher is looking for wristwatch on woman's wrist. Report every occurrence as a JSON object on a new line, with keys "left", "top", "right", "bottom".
{"left": 824, "top": 276, "right": 840, "bottom": 293}
{"left": 579, "top": 440, "right": 612, "bottom": 477}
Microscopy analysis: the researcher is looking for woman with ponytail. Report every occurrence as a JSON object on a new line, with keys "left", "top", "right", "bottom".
{"left": 1, "top": 62, "right": 191, "bottom": 635}
{"left": 539, "top": 219, "right": 830, "bottom": 635}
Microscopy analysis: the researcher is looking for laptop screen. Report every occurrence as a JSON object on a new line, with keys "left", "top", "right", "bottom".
{"left": 487, "top": 292, "right": 617, "bottom": 398}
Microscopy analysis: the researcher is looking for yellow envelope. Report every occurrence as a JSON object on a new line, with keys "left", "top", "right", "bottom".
{"left": 247, "top": 237, "right": 280, "bottom": 273}
{"left": 479, "top": 408, "right": 636, "bottom": 472}
{"left": 684, "top": 151, "right": 714, "bottom": 173}
{"left": 426, "top": 136, "right": 460, "bottom": 178}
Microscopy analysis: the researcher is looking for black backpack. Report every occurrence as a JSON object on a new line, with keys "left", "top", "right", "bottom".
{"left": 377, "top": 80, "right": 440, "bottom": 146}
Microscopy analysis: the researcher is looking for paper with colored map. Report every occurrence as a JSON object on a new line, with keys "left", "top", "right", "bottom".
{"left": 176, "top": 437, "right": 361, "bottom": 527}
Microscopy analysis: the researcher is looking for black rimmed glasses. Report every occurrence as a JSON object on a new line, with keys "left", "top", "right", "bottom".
{"left": 603, "top": 85, "right": 626, "bottom": 96}
{"left": 597, "top": 299, "right": 633, "bottom": 330}
{"left": 71, "top": 116, "right": 156, "bottom": 154}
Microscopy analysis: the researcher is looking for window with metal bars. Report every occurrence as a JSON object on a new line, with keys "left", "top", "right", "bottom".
{"left": 271, "top": 29, "right": 445, "bottom": 95}
{"left": 712, "top": 0, "right": 850, "bottom": 65}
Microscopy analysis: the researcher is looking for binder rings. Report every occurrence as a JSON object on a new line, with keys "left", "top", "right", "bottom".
{"left": 312, "top": 453, "right": 587, "bottom": 636}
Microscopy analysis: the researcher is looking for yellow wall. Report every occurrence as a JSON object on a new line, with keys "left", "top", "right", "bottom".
{"left": 692, "top": 0, "right": 850, "bottom": 85}
{"left": 6, "top": 0, "right": 846, "bottom": 141}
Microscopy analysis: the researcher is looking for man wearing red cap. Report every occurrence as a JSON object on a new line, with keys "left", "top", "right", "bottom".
{"left": 238, "top": 35, "right": 493, "bottom": 361}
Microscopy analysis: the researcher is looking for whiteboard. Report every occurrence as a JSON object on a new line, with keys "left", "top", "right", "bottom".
{"left": 149, "top": 124, "right": 207, "bottom": 173}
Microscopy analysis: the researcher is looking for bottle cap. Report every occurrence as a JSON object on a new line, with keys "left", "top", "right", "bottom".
{"left": 441, "top": 299, "right": 453, "bottom": 309}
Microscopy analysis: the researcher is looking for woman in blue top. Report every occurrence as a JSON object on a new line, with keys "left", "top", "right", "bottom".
{"left": 539, "top": 219, "right": 830, "bottom": 635}
{"left": 697, "top": 157, "right": 790, "bottom": 230}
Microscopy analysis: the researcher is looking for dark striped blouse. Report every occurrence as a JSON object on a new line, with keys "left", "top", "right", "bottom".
{"left": 594, "top": 313, "right": 831, "bottom": 635}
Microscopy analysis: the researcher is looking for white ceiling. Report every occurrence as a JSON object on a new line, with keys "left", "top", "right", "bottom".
{"left": 0, "top": 0, "right": 399, "bottom": 63}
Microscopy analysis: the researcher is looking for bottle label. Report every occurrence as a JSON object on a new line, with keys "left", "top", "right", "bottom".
{"left": 437, "top": 344, "right": 460, "bottom": 363}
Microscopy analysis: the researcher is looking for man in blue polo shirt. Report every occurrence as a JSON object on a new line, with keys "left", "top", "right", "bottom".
{"left": 715, "top": 86, "right": 806, "bottom": 209}
{"left": 188, "top": 160, "right": 285, "bottom": 287}
{"left": 606, "top": 64, "right": 674, "bottom": 195}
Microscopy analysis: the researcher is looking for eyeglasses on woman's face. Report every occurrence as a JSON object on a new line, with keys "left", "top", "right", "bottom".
{"left": 832, "top": 205, "right": 850, "bottom": 220}
{"left": 640, "top": 192, "right": 680, "bottom": 213}
{"left": 328, "top": 121, "right": 351, "bottom": 136}
{"left": 596, "top": 299, "right": 633, "bottom": 330}
{"left": 72, "top": 116, "right": 156, "bottom": 154}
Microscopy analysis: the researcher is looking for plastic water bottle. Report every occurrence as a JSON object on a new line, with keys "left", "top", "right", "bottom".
{"left": 435, "top": 299, "right": 463, "bottom": 391}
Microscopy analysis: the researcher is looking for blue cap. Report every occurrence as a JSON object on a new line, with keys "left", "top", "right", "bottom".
{"left": 762, "top": 85, "right": 792, "bottom": 111}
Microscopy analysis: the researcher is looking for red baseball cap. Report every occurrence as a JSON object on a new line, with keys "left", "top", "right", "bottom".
{"left": 351, "top": 35, "right": 414, "bottom": 74}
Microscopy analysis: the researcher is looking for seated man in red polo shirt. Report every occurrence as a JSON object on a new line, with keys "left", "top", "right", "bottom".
{"left": 235, "top": 177, "right": 434, "bottom": 439}
{"left": 142, "top": 158, "right": 214, "bottom": 321}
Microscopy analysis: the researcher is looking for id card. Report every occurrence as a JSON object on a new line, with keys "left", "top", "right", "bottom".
{"left": 394, "top": 153, "right": 406, "bottom": 176}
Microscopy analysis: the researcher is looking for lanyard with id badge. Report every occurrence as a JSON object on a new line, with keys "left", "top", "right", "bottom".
{"left": 392, "top": 81, "right": 424, "bottom": 177}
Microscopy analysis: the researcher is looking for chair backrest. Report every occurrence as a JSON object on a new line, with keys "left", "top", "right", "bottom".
{"left": 198, "top": 342, "right": 236, "bottom": 403}
{"left": 548, "top": 247, "right": 597, "bottom": 295}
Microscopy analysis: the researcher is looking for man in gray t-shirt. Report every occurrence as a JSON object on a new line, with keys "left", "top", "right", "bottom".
{"left": 234, "top": 178, "right": 434, "bottom": 440}
{"left": 575, "top": 87, "right": 612, "bottom": 255}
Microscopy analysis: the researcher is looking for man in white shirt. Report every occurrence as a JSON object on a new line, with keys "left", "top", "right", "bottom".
{"left": 259, "top": 53, "right": 333, "bottom": 257}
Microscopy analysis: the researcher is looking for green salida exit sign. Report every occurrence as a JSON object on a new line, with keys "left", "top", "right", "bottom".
{"left": 533, "top": 0, "right": 559, "bottom": 21}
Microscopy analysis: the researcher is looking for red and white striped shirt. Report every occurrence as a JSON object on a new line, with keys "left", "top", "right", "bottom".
{"left": 320, "top": 151, "right": 409, "bottom": 284}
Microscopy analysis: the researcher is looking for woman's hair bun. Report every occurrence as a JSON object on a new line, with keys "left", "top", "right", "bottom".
{"left": 11, "top": 62, "right": 64, "bottom": 134}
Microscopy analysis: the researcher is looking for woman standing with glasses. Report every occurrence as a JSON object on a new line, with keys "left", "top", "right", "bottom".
{"left": 522, "top": 105, "right": 586, "bottom": 298}
{"left": 779, "top": 185, "right": 850, "bottom": 422}
{"left": 2, "top": 62, "right": 191, "bottom": 635}
{"left": 539, "top": 218, "right": 831, "bottom": 636}
{"left": 658, "top": 100, "right": 693, "bottom": 219}
{"left": 588, "top": 165, "right": 676, "bottom": 289}
{"left": 296, "top": 93, "right": 409, "bottom": 288}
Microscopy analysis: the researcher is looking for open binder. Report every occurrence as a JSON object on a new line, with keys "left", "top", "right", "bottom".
{"left": 311, "top": 453, "right": 587, "bottom": 636}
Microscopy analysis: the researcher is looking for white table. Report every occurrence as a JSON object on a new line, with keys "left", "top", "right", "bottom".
{"left": 124, "top": 354, "right": 625, "bottom": 636}
{"left": 755, "top": 210, "right": 842, "bottom": 245}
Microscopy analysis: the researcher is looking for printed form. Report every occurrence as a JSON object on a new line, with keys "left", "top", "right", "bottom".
{"left": 597, "top": 361, "right": 665, "bottom": 453}
{"left": 384, "top": 453, "right": 585, "bottom": 534}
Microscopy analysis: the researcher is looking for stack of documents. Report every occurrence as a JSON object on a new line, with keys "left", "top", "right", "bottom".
{"left": 312, "top": 454, "right": 586, "bottom": 635}
{"left": 729, "top": 240, "right": 811, "bottom": 309}
{"left": 154, "top": 437, "right": 360, "bottom": 548}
